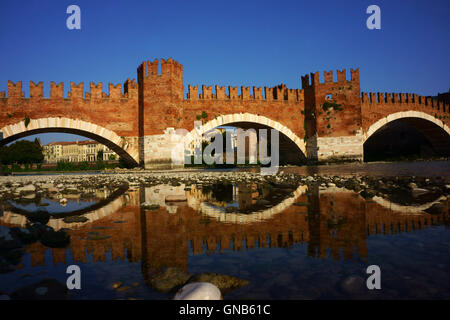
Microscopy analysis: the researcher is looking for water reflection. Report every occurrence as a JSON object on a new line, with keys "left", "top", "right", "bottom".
{"left": 1, "top": 186, "right": 130, "bottom": 229}
{"left": 0, "top": 181, "right": 448, "bottom": 298}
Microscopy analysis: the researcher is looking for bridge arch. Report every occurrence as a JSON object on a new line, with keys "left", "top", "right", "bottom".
{"left": 183, "top": 113, "right": 307, "bottom": 164}
{"left": 363, "top": 111, "right": 450, "bottom": 158}
{"left": 0, "top": 117, "right": 139, "bottom": 166}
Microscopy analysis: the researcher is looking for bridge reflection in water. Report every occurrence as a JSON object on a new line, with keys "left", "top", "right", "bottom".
{"left": 0, "top": 183, "right": 447, "bottom": 282}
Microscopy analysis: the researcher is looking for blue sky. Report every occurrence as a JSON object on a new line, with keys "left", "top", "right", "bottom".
{"left": 0, "top": 0, "right": 449, "bottom": 145}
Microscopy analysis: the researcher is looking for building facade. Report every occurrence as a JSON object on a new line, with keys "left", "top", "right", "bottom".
{"left": 43, "top": 140, "right": 118, "bottom": 163}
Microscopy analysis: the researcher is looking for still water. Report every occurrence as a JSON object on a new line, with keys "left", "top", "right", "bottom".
{"left": 0, "top": 163, "right": 449, "bottom": 300}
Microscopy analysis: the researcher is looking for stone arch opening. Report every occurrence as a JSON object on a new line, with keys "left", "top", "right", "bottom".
{"left": 182, "top": 113, "right": 307, "bottom": 166}
{"left": 0, "top": 117, "right": 139, "bottom": 167}
{"left": 363, "top": 112, "right": 450, "bottom": 161}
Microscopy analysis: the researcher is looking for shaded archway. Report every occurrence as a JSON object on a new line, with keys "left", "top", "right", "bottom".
{"left": 0, "top": 117, "right": 139, "bottom": 166}
{"left": 183, "top": 113, "right": 307, "bottom": 165}
{"left": 363, "top": 111, "right": 450, "bottom": 161}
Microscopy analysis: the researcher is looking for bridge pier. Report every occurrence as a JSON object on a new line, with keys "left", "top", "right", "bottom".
{"left": 139, "top": 128, "right": 186, "bottom": 169}
{"left": 307, "top": 133, "right": 364, "bottom": 163}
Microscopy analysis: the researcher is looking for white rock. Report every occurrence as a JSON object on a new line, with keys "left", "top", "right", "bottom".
{"left": 47, "top": 187, "right": 58, "bottom": 193}
{"left": 408, "top": 182, "right": 418, "bottom": 189}
{"left": 174, "top": 282, "right": 222, "bottom": 300}
{"left": 16, "top": 184, "right": 36, "bottom": 193}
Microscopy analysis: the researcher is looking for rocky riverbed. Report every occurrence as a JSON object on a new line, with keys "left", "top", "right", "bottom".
{"left": 0, "top": 170, "right": 449, "bottom": 299}
{"left": 0, "top": 171, "right": 448, "bottom": 208}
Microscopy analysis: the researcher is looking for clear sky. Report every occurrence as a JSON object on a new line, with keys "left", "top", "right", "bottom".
{"left": 0, "top": 0, "right": 449, "bottom": 145}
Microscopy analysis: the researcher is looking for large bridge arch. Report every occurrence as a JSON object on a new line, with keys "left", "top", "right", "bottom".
{"left": 182, "top": 113, "right": 307, "bottom": 165}
{"left": 0, "top": 117, "right": 139, "bottom": 166}
{"left": 363, "top": 111, "right": 450, "bottom": 158}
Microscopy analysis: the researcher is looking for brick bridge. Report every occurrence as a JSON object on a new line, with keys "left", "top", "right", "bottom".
{"left": 1, "top": 58, "right": 449, "bottom": 168}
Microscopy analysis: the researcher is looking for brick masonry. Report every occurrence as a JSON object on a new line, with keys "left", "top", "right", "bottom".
{"left": 0, "top": 58, "right": 449, "bottom": 168}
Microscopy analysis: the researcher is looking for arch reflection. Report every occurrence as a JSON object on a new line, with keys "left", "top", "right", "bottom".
{"left": 0, "top": 184, "right": 447, "bottom": 281}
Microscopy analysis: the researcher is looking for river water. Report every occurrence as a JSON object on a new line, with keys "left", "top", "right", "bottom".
{"left": 0, "top": 161, "right": 449, "bottom": 299}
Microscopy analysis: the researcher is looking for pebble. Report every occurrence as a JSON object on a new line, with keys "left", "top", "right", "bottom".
{"left": 174, "top": 282, "right": 222, "bottom": 300}
{"left": 35, "top": 287, "right": 48, "bottom": 295}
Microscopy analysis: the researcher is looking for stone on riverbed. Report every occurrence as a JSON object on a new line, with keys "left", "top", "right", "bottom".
{"left": 359, "top": 189, "right": 376, "bottom": 199}
{"left": 174, "top": 282, "right": 222, "bottom": 300}
{"left": 16, "top": 184, "right": 36, "bottom": 194}
{"left": 339, "top": 275, "right": 366, "bottom": 295}
{"left": 187, "top": 273, "right": 249, "bottom": 293}
{"left": 408, "top": 182, "right": 418, "bottom": 189}
{"left": 149, "top": 267, "right": 192, "bottom": 293}
{"left": 40, "top": 183, "right": 54, "bottom": 190}
{"left": 10, "top": 279, "right": 68, "bottom": 300}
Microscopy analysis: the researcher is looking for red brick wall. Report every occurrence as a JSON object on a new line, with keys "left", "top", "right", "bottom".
{"left": 361, "top": 93, "right": 449, "bottom": 132}
{"left": 302, "top": 69, "right": 363, "bottom": 138}
{"left": 0, "top": 80, "right": 139, "bottom": 138}
{"left": 1, "top": 58, "right": 449, "bottom": 163}
{"left": 138, "top": 60, "right": 306, "bottom": 140}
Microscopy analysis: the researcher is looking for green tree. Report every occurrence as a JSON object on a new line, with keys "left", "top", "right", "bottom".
{"left": 97, "top": 149, "right": 104, "bottom": 161}
{"left": 96, "top": 149, "right": 105, "bottom": 169}
{"left": 5, "top": 140, "right": 44, "bottom": 164}
{"left": 0, "top": 145, "right": 11, "bottom": 164}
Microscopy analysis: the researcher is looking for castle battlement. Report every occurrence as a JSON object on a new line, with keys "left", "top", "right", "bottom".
{"left": 301, "top": 68, "right": 359, "bottom": 89}
{"left": 138, "top": 58, "right": 183, "bottom": 80}
{"left": 186, "top": 83, "right": 304, "bottom": 102}
{"left": 0, "top": 79, "right": 138, "bottom": 100}
{"left": 361, "top": 92, "right": 449, "bottom": 113}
